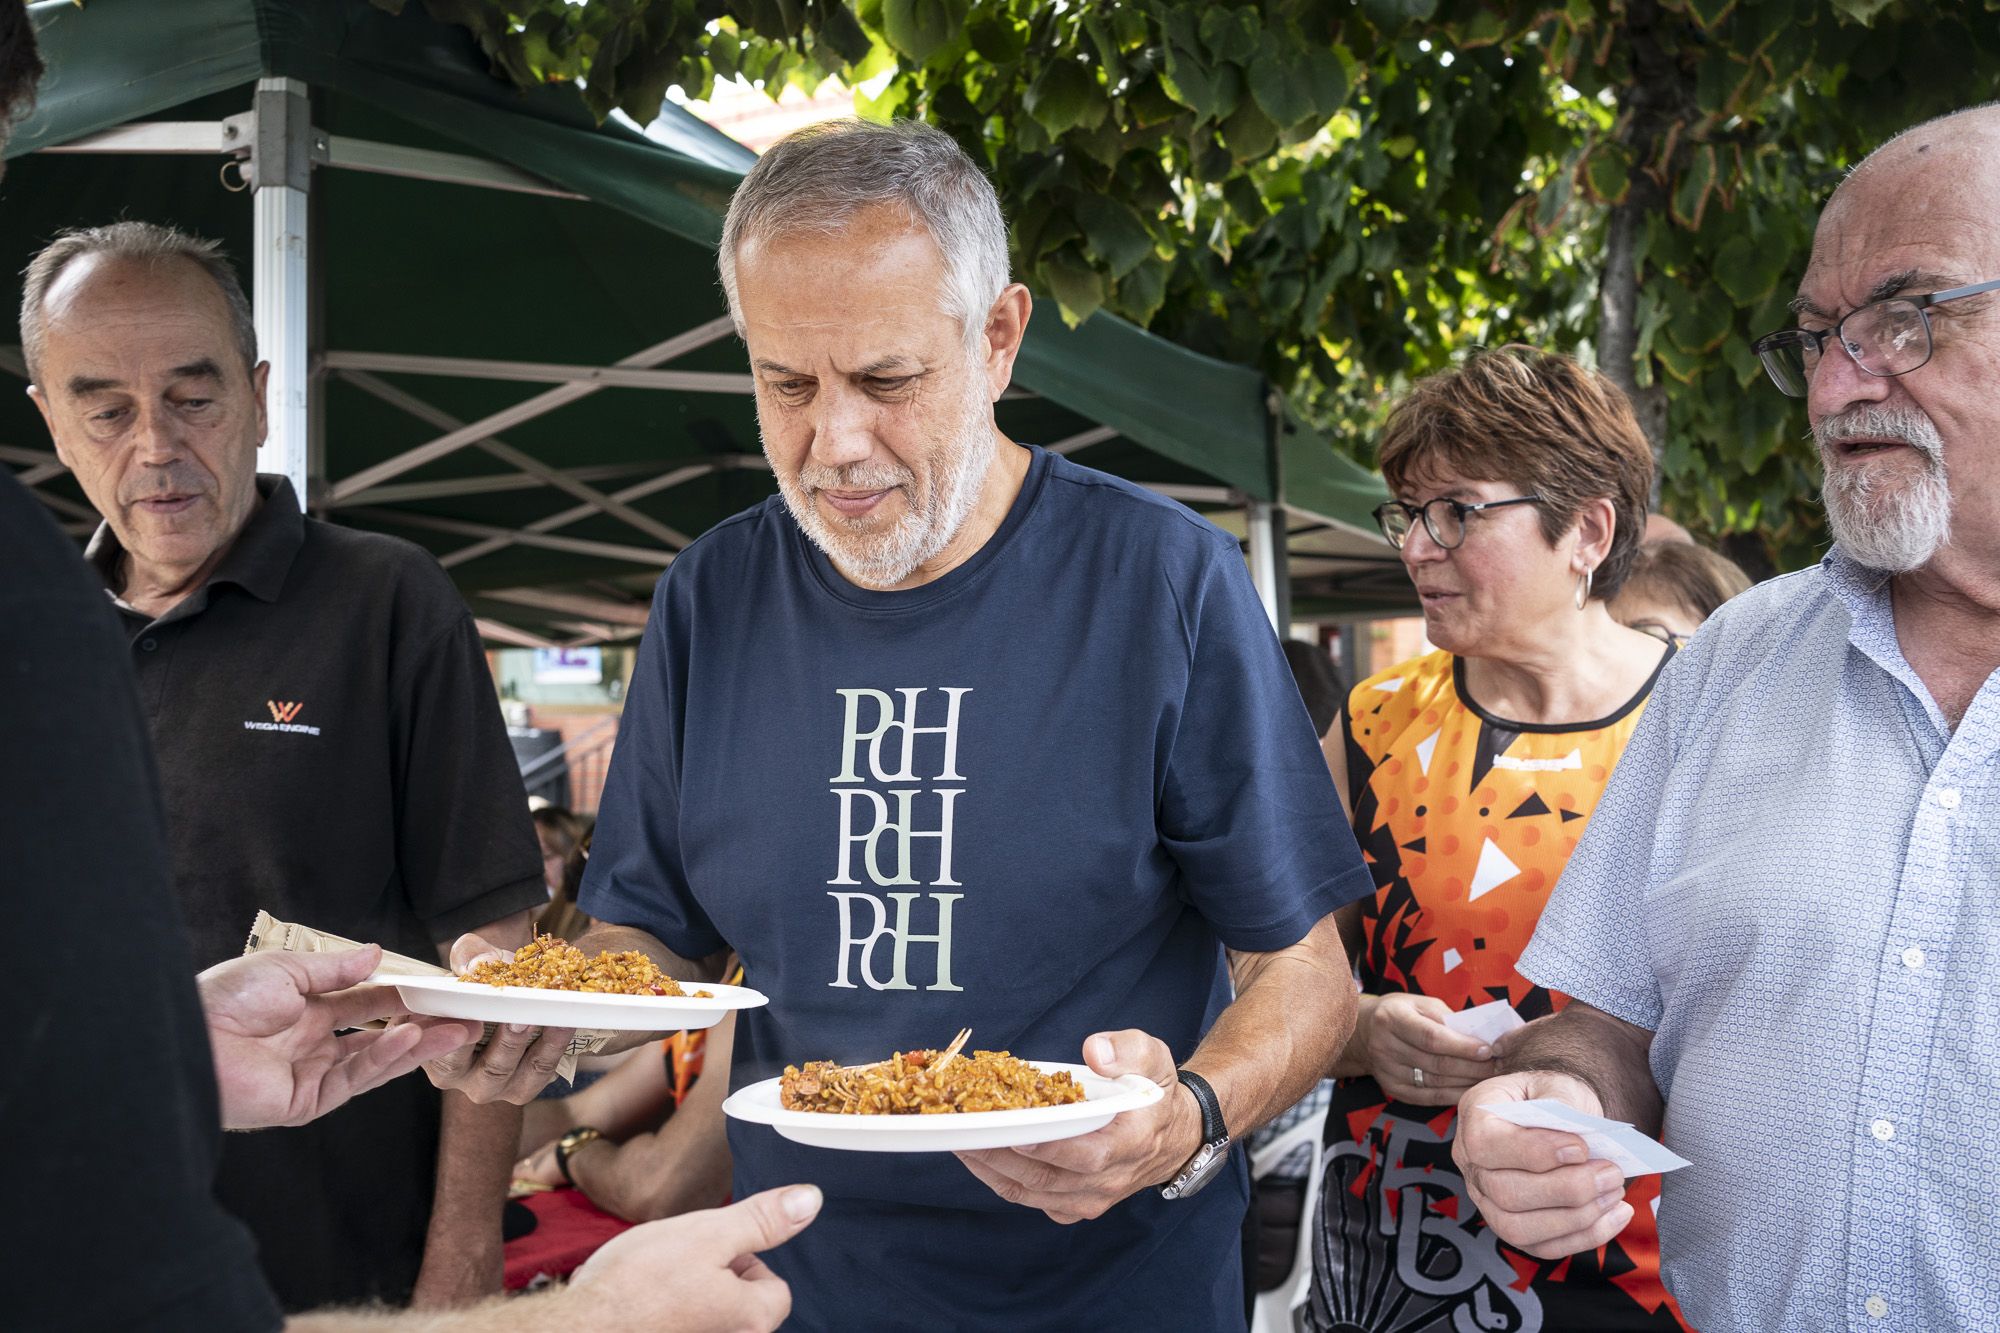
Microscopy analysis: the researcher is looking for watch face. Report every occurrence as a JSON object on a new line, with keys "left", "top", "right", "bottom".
{"left": 1162, "top": 1141, "right": 1230, "bottom": 1200}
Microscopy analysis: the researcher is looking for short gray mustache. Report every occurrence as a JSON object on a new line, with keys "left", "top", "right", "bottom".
{"left": 1814, "top": 407, "right": 1943, "bottom": 459}
{"left": 802, "top": 469, "right": 912, "bottom": 490}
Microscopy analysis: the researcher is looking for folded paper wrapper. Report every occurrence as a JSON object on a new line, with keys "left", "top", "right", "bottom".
{"left": 243, "top": 909, "right": 618, "bottom": 1083}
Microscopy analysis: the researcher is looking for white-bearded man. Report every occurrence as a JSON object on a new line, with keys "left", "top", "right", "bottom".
{"left": 1452, "top": 104, "right": 2000, "bottom": 1333}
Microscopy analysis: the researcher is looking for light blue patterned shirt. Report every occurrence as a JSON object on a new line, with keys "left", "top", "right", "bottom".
{"left": 1519, "top": 548, "right": 2000, "bottom": 1333}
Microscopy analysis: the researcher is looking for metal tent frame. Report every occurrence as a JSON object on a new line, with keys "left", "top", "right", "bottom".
{"left": 13, "top": 0, "right": 1405, "bottom": 644}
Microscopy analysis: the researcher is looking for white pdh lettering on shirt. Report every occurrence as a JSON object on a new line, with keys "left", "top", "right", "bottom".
{"left": 827, "top": 686, "right": 971, "bottom": 993}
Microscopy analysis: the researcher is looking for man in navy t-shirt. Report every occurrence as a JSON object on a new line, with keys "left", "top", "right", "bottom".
{"left": 491, "top": 120, "right": 1369, "bottom": 1328}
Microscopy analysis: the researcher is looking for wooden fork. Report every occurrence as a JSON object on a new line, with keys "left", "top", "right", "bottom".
{"left": 839, "top": 1028, "right": 973, "bottom": 1076}
{"left": 930, "top": 1027, "right": 973, "bottom": 1076}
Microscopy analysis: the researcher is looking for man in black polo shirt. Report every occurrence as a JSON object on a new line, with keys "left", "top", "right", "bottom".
{"left": 22, "top": 222, "right": 551, "bottom": 1311}
{"left": 1, "top": 441, "right": 824, "bottom": 1325}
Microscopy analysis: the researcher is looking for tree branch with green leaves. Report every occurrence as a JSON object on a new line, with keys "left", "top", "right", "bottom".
{"left": 389, "top": 0, "right": 2000, "bottom": 574}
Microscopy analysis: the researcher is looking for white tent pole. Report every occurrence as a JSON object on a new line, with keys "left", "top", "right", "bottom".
{"left": 250, "top": 77, "right": 313, "bottom": 502}
{"left": 1246, "top": 498, "right": 1281, "bottom": 632}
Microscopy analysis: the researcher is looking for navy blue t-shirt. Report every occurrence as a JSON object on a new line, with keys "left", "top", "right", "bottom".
{"left": 580, "top": 446, "right": 1370, "bottom": 1330}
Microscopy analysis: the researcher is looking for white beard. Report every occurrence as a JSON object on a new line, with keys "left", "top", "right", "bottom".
{"left": 771, "top": 380, "right": 995, "bottom": 589}
{"left": 1815, "top": 405, "right": 1953, "bottom": 574}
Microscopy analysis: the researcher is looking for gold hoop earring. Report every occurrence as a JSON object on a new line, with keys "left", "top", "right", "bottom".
{"left": 1575, "top": 567, "right": 1594, "bottom": 611}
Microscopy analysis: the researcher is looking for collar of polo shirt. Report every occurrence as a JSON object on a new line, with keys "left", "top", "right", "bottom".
{"left": 86, "top": 473, "right": 304, "bottom": 609}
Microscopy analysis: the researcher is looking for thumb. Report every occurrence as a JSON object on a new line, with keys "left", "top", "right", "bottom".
{"left": 1083, "top": 1029, "right": 1176, "bottom": 1083}
{"left": 703, "top": 1185, "right": 823, "bottom": 1261}
{"left": 286, "top": 944, "right": 384, "bottom": 995}
{"left": 449, "top": 931, "right": 508, "bottom": 973}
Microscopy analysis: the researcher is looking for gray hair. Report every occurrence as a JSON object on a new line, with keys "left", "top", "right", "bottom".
{"left": 718, "top": 119, "right": 1011, "bottom": 351}
{"left": 1844, "top": 101, "right": 2000, "bottom": 187}
{"left": 20, "top": 222, "right": 258, "bottom": 383}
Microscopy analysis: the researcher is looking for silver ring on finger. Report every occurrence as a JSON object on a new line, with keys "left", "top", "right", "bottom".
{"left": 1412, "top": 1065, "right": 1425, "bottom": 1087}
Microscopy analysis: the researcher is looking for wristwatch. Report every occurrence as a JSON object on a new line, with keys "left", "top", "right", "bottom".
{"left": 554, "top": 1125, "right": 606, "bottom": 1186}
{"left": 1159, "top": 1070, "right": 1231, "bottom": 1201}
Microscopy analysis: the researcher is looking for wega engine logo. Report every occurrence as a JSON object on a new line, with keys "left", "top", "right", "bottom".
{"left": 246, "top": 699, "right": 321, "bottom": 737}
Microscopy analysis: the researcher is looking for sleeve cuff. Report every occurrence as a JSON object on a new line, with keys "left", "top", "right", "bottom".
{"left": 423, "top": 876, "right": 552, "bottom": 945}
{"left": 1213, "top": 862, "right": 1376, "bottom": 954}
{"left": 1518, "top": 936, "right": 1662, "bottom": 1032}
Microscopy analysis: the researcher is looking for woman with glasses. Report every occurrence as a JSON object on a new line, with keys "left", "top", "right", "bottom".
{"left": 1306, "top": 346, "right": 1687, "bottom": 1333}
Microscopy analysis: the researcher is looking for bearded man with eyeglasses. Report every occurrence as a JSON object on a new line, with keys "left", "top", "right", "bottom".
{"left": 1452, "top": 104, "right": 2000, "bottom": 1332}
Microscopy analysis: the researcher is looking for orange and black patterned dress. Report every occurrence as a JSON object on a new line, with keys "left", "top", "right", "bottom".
{"left": 1306, "top": 648, "right": 1689, "bottom": 1333}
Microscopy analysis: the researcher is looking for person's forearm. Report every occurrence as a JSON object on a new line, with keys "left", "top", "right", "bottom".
{"left": 1324, "top": 992, "right": 1379, "bottom": 1079}
{"left": 520, "top": 1093, "right": 569, "bottom": 1156}
{"left": 523, "top": 1044, "right": 676, "bottom": 1159}
{"left": 575, "top": 923, "right": 728, "bottom": 985}
{"left": 1320, "top": 901, "right": 1372, "bottom": 1078}
{"left": 414, "top": 1092, "right": 519, "bottom": 1301}
{"left": 564, "top": 1044, "right": 677, "bottom": 1144}
{"left": 288, "top": 1288, "right": 570, "bottom": 1332}
{"left": 575, "top": 1017, "right": 735, "bottom": 1221}
{"left": 574, "top": 1090, "right": 733, "bottom": 1223}
{"left": 1189, "top": 914, "right": 1357, "bottom": 1137}
{"left": 1497, "top": 1005, "right": 1662, "bottom": 1135}
{"left": 415, "top": 907, "right": 537, "bottom": 1302}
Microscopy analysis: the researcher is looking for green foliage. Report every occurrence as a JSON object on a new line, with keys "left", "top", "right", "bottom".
{"left": 395, "top": 0, "right": 2000, "bottom": 572}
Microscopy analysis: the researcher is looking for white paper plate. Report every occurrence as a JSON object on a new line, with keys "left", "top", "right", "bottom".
{"left": 376, "top": 973, "right": 768, "bottom": 1031}
{"left": 722, "top": 1061, "right": 1165, "bottom": 1152}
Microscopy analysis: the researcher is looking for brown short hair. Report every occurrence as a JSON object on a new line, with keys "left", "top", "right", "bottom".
{"left": 1620, "top": 541, "right": 1752, "bottom": 625}
{"left": 1377, "top": 345, "right": 1655, "bottom": 601}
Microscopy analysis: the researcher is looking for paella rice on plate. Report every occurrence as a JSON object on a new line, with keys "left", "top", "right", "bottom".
{"left": 459, "top": 933, "right": 714, "bottom": 997}
{"left": 779, "top": 1038, "right": 1085, "bottom": 1115}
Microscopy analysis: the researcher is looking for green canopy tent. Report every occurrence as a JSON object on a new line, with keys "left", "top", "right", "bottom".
{"left": 6, "top": 0, "right": 1405, "bottom": 642}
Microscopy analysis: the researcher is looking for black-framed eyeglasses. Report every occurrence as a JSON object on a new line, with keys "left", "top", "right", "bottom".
{"left": 1372, "top": 494, "right": 1543, "bottom": 551}
{"left": 1751, "top": 277, "right": 2000, "bottom": 398}
{"left": 1627, "top": 621, "right": 1688, "bottom": 648}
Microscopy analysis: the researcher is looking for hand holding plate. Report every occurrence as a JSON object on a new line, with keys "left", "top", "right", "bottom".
{"left": 953, "top": 1028, "right": 1197, "bottom": 1225}
{"left": 421, "top": 929, "right": 577, "bottom": 1104}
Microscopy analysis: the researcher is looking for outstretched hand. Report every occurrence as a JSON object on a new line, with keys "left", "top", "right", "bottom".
{"left": 568, "top": 1184, "right": 822, "bottom": 1331}
{"left": 955, "top": 1029, "right": 1199, "bottom": 1225}
{"left": 198, "top": 945, "right": 479, "bottom": 1130}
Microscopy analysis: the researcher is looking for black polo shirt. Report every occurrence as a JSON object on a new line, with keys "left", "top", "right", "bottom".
{"left": 86, "top": 474, "right": 546, "bottom": 1310}
{"left": 2, "top": 472, "right": 282, "bottom": 1331}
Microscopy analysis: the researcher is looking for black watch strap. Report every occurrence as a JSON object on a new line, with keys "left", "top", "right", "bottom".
{"left": 1176, "top": 1069, "right": 1227, "bottom": 1145}
{"left": 554, "top": 1126, "right": 603, "bottom": 1186}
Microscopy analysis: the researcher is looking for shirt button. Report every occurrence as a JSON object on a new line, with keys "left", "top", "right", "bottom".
{"left": 1936, "top": 786, "right": 1961, "bottom": 809}
{"left": 1902, "top": 946, "right": 1926, "bottom": 970}
{"left": 1865, "top": 1294, "right": 1889, "bottom": 1318}
{"left": 139, "top": 637, "right": 159, "bottom": 652}
{"left": 1870, "top": 1118, "right": 1895, "bottom": 1142}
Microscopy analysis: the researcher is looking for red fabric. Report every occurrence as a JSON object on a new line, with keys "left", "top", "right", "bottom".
{"left": 503, "top": 1187, "right": 635, "bottom": 1290}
